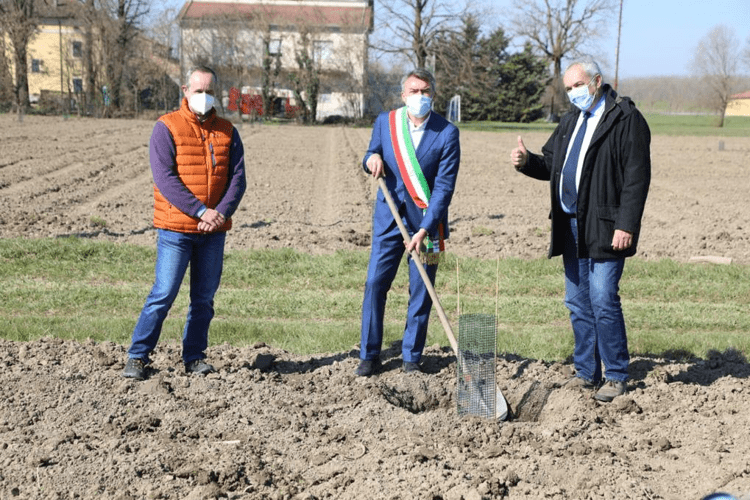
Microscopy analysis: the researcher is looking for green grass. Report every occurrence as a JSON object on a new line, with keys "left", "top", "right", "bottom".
{"left": 458, "top": 113, "right": 750, "bottom": 137}
{"left": 1, "top": 237, "right": 748, "bottom": 361}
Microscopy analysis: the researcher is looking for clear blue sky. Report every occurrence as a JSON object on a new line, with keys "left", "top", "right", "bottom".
{"left": 156, "top": 0, "right": 750, "bottom": 79}
{"left": 482, "top": 0, "right": 750, "bottom": 79}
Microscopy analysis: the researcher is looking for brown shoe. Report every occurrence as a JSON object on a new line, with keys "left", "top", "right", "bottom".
{"left": 564, "top": 376, "right": 597, "bottom": 390}
{"left": 594, "top": 380, "right": 626, "bottom": 402}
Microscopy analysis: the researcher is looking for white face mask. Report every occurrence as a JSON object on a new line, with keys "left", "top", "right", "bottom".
{"left": 405, "top": 94, "right": 432, "bottom": 118}
{"left": 189, "top": 93, "right": 215, "bottom": 115}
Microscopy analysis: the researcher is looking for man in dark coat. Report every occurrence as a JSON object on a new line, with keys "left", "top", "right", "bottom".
{"left": 510, "top": 60, "right": 651, "bottom": 402}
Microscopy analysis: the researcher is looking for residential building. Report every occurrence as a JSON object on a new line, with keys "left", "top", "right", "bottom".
{"left": 5, "top": 2, "right": 179, "bottom": 115}
{"left": 19, "top": 3, "right": 84, "bottom": 108}
{"left": 177, "top": 0, "right": 373, "bottom": 121}
{"left": 725, "top": 91, "right": 750, "bottom": 117}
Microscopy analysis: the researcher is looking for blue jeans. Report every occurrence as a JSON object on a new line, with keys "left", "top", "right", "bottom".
{"left": 128, "top": 229, "right": 226, "bottom": 364}
{"left": 562, "top": 218, "right": 629, "bottom": 383}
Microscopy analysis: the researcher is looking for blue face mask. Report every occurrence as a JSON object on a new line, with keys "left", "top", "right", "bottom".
{"left": 406, "top": 94, "right": 432, "bottom": 118}
{"left": 567, "top": 78, "right": 596, "bottom": 111}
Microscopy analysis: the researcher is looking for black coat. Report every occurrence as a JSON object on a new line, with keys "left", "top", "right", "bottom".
{"left": 519, "top": 84, "right": 651, "bottom": 259}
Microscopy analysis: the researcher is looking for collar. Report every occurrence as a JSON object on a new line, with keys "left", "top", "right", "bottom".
{"left": 588, "top": 94, "right": 605, "bottom": 118}
{"left": 408, "top": 111, "right": 431, "bottom": 131}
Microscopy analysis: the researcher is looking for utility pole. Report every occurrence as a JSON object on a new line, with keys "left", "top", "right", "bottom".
{"left": 614, "top": 0, "right": 623, "bottom": 90}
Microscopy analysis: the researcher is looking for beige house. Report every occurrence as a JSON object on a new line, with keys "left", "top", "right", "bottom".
{"left": 4, "top": 3, "right": 179, "bottom": 114}
{"left": 177, "top": 0, "right": 373, "bottom": 120}
{"left": 725, "top": 91, "right": 750, "bottom": 117}
{"left": 8, "top": 4, "right": 86, "bottom": 107}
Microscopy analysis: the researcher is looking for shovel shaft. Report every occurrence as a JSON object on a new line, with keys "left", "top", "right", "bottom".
{"left": 376, "top": 176, "right": 459, "bottom": 355}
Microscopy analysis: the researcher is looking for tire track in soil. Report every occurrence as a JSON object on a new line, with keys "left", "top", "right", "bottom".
{"left": 301, "top": 127, "right": 372, "bottom": 243}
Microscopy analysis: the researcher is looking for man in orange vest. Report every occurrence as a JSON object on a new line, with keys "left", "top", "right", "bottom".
{"left": 123, "top": 66, "right": 246, "bottom": 380}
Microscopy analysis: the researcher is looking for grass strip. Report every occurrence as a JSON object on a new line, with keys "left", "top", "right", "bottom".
{"left": 1, "top": 237, "right": 748, "bottom": 360}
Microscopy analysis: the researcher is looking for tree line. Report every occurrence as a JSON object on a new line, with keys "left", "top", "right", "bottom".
{"left": 2, "top": 0, "right": 750, "bottom": 124}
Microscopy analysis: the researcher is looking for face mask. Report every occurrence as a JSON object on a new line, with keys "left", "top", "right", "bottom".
{"left": 567, "top": 78, "right": 595, "bottom": 111}
{"left": 406, "top": 94, "right": 432, "bottom": 118}
{"left": 189, "top": 93, "right": 215, "bottom": 115}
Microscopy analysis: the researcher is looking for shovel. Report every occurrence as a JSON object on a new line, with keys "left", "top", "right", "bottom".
{"left": 376, "top": 176, "right": 508, "bottom": 421}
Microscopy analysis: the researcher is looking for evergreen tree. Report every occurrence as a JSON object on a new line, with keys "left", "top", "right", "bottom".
{"left": 433, "top": 23, "right": 548, "bottom": 122}
{"left": 489, "top": 42, "right": 549, "bottom": 122}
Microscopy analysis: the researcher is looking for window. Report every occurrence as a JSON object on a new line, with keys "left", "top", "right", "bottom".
{"left": 269, "top": 39, "right": 282, "bottom": 57}
{"left": 73, "top": 78, "right": 83, "bottom": 93}
{"left": 72, "top": 41, "right": 82, "bottom": 58}
{"left": 212, "top": 35, "right": 235, "bottom": 65}
{"left": 313, "top": 40, "right": 333, "bottom": 63}
{"left": 31, "top": 59, "right": 42, "bottom": 73}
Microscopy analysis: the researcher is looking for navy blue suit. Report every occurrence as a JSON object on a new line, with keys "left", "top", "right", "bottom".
{"left": 360, "top": 110, "right": 460, "bottom": 363}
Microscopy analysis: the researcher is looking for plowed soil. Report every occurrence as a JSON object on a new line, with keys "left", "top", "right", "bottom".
{"left": 1, "top": 114, "right": 749, "bottom": 500}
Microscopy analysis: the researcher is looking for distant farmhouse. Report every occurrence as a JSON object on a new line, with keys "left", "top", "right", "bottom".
{"left": 725, "top": 91, "right": 750, "bottom": 117}
{"left": 177, "top": 0, "right": 373, "bottom": 121}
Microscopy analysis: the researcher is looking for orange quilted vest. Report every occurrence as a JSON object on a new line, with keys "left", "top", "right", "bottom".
{"left": 153, "top": 98, "right": 234, "bottom": 233}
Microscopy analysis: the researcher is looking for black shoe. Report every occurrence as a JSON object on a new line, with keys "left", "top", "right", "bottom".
{"left": 403, "top": 361, "right": 421, "bottom": 373}
{"left": 123, "top": 358, "right": 147, "bottom": 380}
{"left": 355, "top": 359, "right": 380, "bottom": 377}
{"left": 185, "top": 359, "right": 216, "bottom": 375}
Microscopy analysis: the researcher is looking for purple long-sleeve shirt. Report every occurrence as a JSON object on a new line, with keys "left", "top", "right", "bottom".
{"left": 149, "top": 120, "right": 246, "bottom": 219}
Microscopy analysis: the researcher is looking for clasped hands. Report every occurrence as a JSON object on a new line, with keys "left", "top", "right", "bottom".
{"left": 198, "top": 208, "right": 225, "bottom": 233}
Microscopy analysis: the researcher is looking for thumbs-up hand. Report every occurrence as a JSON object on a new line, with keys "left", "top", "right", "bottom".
{"left": 510, "top": 135, "right": 528, "bottom": 169}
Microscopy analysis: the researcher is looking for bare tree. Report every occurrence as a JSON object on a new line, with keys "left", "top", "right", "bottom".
{"left": 288, "top": 28, "right": 320, "bottom": 123}
{"left": 259, "top": 28, "right": 282, "bottom": 119}
{"left": 509, "top": 0, "right": 616, "bottom": 116}
{"left": 95, "top": 0, "right": 150, "bottom": 114}
{"left": 691, "top": 24, "right": 741, "bottom": 127}
{"left": 371, "top": 0, "right": 462, "bottom": 69}
{"left": 181, "top": 6, "right": 282, "bottom": 120}
{"left": 0, "top": 0, "right": 39, "bottom": 118}
{"left": 144, "top": 6, "right": 180, "bottom": 113}
{"left": 0, "top": 35, "right": 13, "bottom": 109}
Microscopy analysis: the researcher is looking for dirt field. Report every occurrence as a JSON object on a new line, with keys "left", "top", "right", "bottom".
{"left": 1, "top": 114, "right": 749, "bottom": 499}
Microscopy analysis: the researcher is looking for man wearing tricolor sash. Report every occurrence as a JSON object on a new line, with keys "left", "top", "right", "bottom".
{"left": 356, "top": 69, "right": 461, "bottom": 377}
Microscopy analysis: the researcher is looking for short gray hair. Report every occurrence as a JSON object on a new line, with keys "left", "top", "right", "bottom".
{"left": 565, "top": 60, "right": 603, "bottom": 82}
{"left": 401, "top": 68, "right": 436, "bottom": 95}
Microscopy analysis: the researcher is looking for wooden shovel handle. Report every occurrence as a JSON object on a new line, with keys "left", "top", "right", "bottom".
{"left": 376, "top": 176, "right": 458, "bottom": 355}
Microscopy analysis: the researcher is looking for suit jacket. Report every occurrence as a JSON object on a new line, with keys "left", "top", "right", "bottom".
{"left": 363, "top": 110, "right": 460, "bottom": 240}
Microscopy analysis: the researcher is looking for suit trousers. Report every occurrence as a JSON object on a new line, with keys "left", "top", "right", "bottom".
{"left": 360, "top": 218, "right": 438, "bottom": 364}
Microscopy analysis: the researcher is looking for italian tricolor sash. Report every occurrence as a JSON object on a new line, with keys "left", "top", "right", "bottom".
{"left": 388, "top": 106, "right": 444, "bottom": 264}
